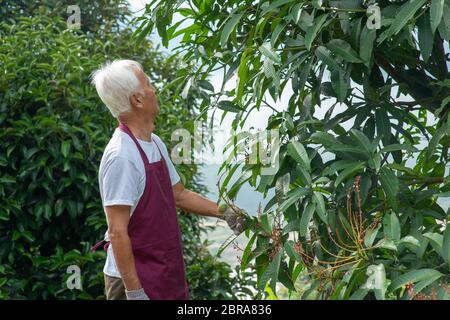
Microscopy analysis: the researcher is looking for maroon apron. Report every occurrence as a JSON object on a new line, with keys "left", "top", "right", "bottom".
{"left": 93, "top": 122, "right": 189, "bottom": 300}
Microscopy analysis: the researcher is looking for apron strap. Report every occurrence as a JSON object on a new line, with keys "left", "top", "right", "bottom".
{"left": 91, "top": 239, "right": 110, "bottom": 252}
{"left": 118, "top": 123, "right": 166, "bottom": 167}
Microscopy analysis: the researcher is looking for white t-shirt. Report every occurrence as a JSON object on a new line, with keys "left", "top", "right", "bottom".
{"left": 99, "top": 128, "right": 180, "bottom": 278}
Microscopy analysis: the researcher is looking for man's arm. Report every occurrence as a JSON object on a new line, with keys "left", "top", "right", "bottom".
{"left": 172, "top": 182, "right": 249, "bottom": 235}
{"left": 104, "top": 205, "right": 141, "bottom": 290}
{"left": 172, "top": 182, "right": 221, "bottom": 218}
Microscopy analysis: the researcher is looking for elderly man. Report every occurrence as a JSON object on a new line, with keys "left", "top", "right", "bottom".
{"left": 90, "top": 60, "right": 247, "bottom": 300}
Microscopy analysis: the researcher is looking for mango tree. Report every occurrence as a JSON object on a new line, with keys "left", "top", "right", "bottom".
{"left": 133, "top": 0, "right": 450, "bottom": 299}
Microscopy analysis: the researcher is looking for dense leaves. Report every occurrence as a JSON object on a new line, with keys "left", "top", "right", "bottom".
{"left": 134, "top": 0, "right": 450, "bottom": 299}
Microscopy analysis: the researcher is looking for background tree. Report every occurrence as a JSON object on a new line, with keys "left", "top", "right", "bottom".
{"left": 0, "top": 3, "right": 256, "bottom": 299}
{"left": 134, "top": 0, "right": 450, "bottom": 300}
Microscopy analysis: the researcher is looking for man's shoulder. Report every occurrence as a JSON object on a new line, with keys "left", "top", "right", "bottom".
{"left": 151, "top": 133, "right": 168, "bottom": 151}
{"left": 151, "top": 132, "right": 163, "bottom": 144}
{"left": 101, "top": 130, "right": 140, "bottom": 165}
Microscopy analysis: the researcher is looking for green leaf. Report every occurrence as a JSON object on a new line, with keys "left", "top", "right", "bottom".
{"left": 264, "top": 284, "right": 279, "bottom": 300}
{"left": 259, "top": 42, "right": 281, "bottom": 64}
{"left": 216, "top": 233, "right": 240, "bottom": 257}
{"left": 260, "top": 213, "right": 272, "bottom": 234}
{"left": 447, "top": 112, "right": 450, "bottom": 135}
{"left": 220, "top": 13, "right": 243, "bottom": 47}
{"left": 443, "top": 224, "right": 450, "bottom": 268}
{"left": 61, "top": 141, "right": 70, "bottom": 158}
{"left": 378, "top": 239, "right": 397, "bottom": 251}
{"left": 312, "top": 191, "right": 327, "bottom": 224}
{"left": 398, "top": 235, "right": 421, "bottom": 252}
{"left": 305, "top": 14, "right": 329, "bottom": 50}
{"left": 411, "top": 278, "right": 439, "bottom": 299}
{"left": 380, "top": 144, "right": 418, "bottom": 153}
{"left": 359, "top": 25, "right": 376, "bottom": 67}
{"left": 375, "top": 108, "right": 391, "bottom": 146}
{"left": 261, "top": 0, "right": 296, "bottom": 15}
{"left": 271, "top": 20, "right": 288, "bottom": 47}
{"left": 335, "top": 161, "right": 365, "bottom": 186}
{"left": 377, "top": 0, "right": 427, "bottom": 44}
{"left": 299, "top": 202, "right": 316, "bottom": 237}
{"left": 217, "top": 100, "right": 242, "bottom": 113}
{"left": 133, "top": 20, "right": 153, "bottom": 46}
{"left": 368, "top": 153, "right": 381, "bottom": 172}
{"left": 364, "top": 224, "right": 381, "bottom": 247}
{"left": 237, "top": 49, "right": 251, "bottom": 101}
{"left": 349, "top": 288, "right": 369, "bottom": 300}
{"left": 181, "top": 77, "right": 192, "bottom": 99}
{"left": 315, "top": 45, "right": 341, "bottom": 72}
{"left": 279, "top": 187, "right": 310, "bottom": 212}
{"left": 331, "top": 68, "right": 349, "bottom": 102}
{"left": 287, "top": 140, "right": 311, "bottom": 172}
{"left": 0, "top": 176, "right": 16, "bottom": 184}
{"left": 430, "top": 0, "right": 445, "bottom": 33}
{"left": 263, "top": 59, "right": 276, "bottom": 79}
{"left": 350, "top": 129, "right": 373, "bottom": 154}
{"left": 438, "top": 4, "right": 450, "bottom": 40}
{"left": 21, "top": 231, "right": 35, "bottom": 242}
{"left": 197, "top": 80, "right": 214, "bottom": 92}
{"left": 296, "top": 56, "right": 314, "bottom": 94}
{"left": 258, "top": 250, "right": 282, "bottom": 291}
{"left": 417, "top": 12, "right": 433, "bottom": 62}
{"left": 241, "top": 233, "right": 257, "bottom": 270}
{"left": 426, "top": 125, "right": 446, "bottom": 161}
{"left": 327, "top": 39, "right": 363, "bottom": 63}
{"left": 389, "top": 269, "right": 443, "bottom": 292}
{"left": 310, "top": 131, "right": 336, "bottom": 146}
{"left": 383, "top": 212, "right": 401, "bottom": 241}
{"left": 379, "top": 167, "right": 399, "bottom": 209}
{"left": 386, "top": 163, "right": 417, "bottom": 176}
{"left": 423, "top": 232, "right": 444, "bottom": 257}
{"left": 284, "top": 240, "right": 302, "bottom": 262}
{"left": 0, "top": 210, "right": 10, "bottom": 221}
{"left": 329, "top": 0, "right": 362, "bottom": 10}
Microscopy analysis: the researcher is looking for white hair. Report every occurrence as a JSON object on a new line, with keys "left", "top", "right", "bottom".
{"left": 91, "top": 59, "right": 144, "bottom": 117}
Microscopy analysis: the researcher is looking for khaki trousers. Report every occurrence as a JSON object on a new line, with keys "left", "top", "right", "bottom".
{"left": 104, "top": 274, "right": 126, "bottom": 300}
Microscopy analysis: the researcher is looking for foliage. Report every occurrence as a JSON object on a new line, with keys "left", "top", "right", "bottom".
{"left": 0, "top": 0, "right": 130, "bottom": 34}
{"left": 134, "top": 0, "right": 450, "bottom": 299}
{"left": 185, "top": 237, "right": 258, "bottom": 299}
{"left": 0, "top": 8, "right": 242, "bottom": 299}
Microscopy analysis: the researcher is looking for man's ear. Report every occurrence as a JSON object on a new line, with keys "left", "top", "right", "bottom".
{"left": 129, "top": 91, "right": 144, "bottom": 109}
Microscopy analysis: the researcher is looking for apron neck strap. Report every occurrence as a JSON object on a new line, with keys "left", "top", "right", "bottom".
{"left": 118, "top": 122, "right": 153, "bottom": 164}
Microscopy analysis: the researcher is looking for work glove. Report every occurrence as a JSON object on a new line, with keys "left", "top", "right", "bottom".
{"left": 218, "top": 204, "right": 249, "bottom": 236}
{"left": 125, "top": 288, "right": 150, "bottom": 300}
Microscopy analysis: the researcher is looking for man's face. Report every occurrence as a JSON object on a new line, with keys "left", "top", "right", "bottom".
{"left": 132, "top": 68, "right": 160, "bottom": 120}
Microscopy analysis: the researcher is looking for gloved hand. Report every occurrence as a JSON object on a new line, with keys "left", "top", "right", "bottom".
{"left": 218, "top": 204, "right": 249, "bottom": 235}
{"left": 125, "top": 288, "right": 150, "bottom": 300}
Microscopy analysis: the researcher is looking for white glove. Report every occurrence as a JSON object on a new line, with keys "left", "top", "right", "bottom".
{"left": 125, "top": 288, "right": 150, "bottom": 300}
{"left": 219, "top": 205, "right": 249, "bottom": 235}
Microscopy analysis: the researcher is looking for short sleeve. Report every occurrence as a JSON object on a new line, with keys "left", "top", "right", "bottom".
{"left": 100, "top": 156, "right": 142, "bottom": 207}
{"left": 154, "top": 136, "right": 181, "bottom": 186}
